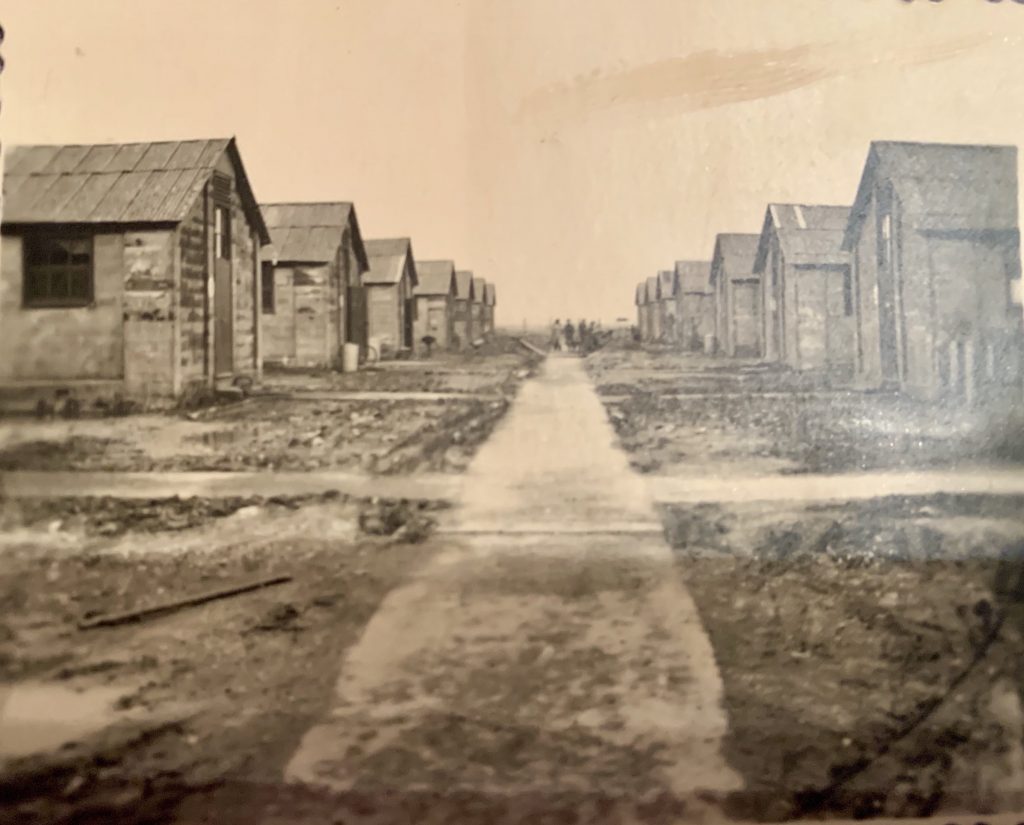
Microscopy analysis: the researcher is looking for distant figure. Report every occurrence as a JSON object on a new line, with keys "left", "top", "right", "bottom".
{"left": 564, "top": 321, "right": 576, "bottom": 352}
{"left": 550, "top": 319, "right": 563, "bottom": 351}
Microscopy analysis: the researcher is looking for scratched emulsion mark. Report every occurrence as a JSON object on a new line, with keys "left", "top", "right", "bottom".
{"left": 517, "top": 31, "right": 992, "bottom": 122}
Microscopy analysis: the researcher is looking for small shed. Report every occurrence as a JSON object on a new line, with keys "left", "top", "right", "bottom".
{"left": 656, "top": 269, "right": 678, "bottom": 343}
{"left": 471, "top": 276, "right": 488, "bottom": 342}
{"left": 673, "top": 260, "right": 714, "bottom": 351}
{"left": 483, "top": 282, "right": 497, "bottom": 335}
{"left": 259, "top": 202, "right": 368, "bottom": 369}
{"left": 363, "top": 238, "right": 418, "bottom": 357}
{"left": 452, "top": 270, "right": 476, "bottom": 349}
{"left": 645, "top": 276, "right": 661, "bottom": 341}
{"left": 710, "top": 233, "right": 761, "bottom": 357}
{"left": 412, "top": 260, "right": 456, "bottom": 354}
{"left": 754, "top": 204, "right": 853, "bottom": 377}
{"left": 843, "top": 141, "right": 1022, "bottom": 401}
{"left": 0, "top": 138, "right": 270, "bottom": 405}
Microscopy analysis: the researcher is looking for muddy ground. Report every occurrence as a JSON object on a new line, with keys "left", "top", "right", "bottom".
{"left": 0, "top": 494, "right": 444, "bottom": 825}
{"left": 586, "top": 347, "right": 1024, "bottom": 475}
{"left": 587, "top": 344, "right": 1024, "bottom": 819}
{"left": 0, "top": 343, "right": 541, "bottom": 475}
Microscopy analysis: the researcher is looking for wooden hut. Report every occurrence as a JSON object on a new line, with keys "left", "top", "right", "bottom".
{"left": 843, "top": 140, "right": 1022, "bottom": 401}
{"left": 412, "top": 259, "right": 456, "bottom": 354}
{"left": 259, "top": 202, "right": 368, "bottom": 369}
{"left": 471, "top": 276, "right": 487, "bottom": 343}
{"left": 754, "top": 204, "right": 853, "bottom": 377}
{"left": 710, "top": 233, "right": 761, "bottom": 357}
{"left": 657, "top": 269, "right": 679, "bottom": 343}
{"left": 635, "top": 282, "right": 647, "bottom": 339}
{"left": 673, "top": 260, "right": 714, "bottom": 352}
{"left": 483, "top": 282, "right": 497, "bottom": 334}
{"left": 452, "top": 270, "right": 476, "bottom": 349}
{"left": 363, "top": 238, "right": 418, "bottom": 358}
{"left": 0, "top": 138, "right": 270, "bottom": 406}
{"left": 645, "top": 276, "right": 661, "bottom": 341}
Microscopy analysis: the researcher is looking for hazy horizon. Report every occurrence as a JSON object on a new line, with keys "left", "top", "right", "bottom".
{"left": 3, "top": 0, "right": 1024, "bottom": 325}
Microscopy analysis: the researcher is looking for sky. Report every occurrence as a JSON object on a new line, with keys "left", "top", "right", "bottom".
{"left": 2, "top": 0, "right": 1024, "bottom": 326}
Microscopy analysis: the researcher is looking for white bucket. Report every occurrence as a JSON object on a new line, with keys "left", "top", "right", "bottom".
{"left": 342, "top": 343, "right": 360, "bottom": 373}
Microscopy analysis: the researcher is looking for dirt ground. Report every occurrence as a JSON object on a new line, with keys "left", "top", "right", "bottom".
{"left": 586, "top": 344, "right": 1024, "bottom": 819}
{"left": 0, "top": 343, "right": 541, "bottom": 475}
{"left": 586, "top": 347, "right": 1024, "bottom": 476}
{"left": 0, "top": 494, "right": 445, "bottom": 825}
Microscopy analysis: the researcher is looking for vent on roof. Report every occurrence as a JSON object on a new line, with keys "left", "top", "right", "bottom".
{"left": 211, "top": 171, "right": 232, "bottom": 203}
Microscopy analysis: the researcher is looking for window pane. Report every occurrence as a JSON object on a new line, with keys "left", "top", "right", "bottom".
{"left": 26, "top": 241, "right": 47, "bottom": 265}
{"left": 69, "top": 271, "right": 89, "bottom": 300}
{"left": 50, "top": 270, "right": 69, "bottom": 298}
{"left": 49, "top": 241, "right": 70, "bottom": 265}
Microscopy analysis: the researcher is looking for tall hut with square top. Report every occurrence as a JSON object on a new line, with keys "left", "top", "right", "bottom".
{"left": 413, "top": 259, "right": 456, "bottom": 354}
{"left": 755, "top": 204, "right": 853, "bottom": 377}
{"left": 259, "top": 202, "right": 368, "bottom": 369}
{"left": 674, "top": 260, "right": 714, "bottom": 351}
{"left": 0, "top": 138, "right": 270, "bottom": 408}
{"left": 452, "top": 270, "right": 476, "bottom": 349}
{"left": 645, "top": 276, "right": 661, "bottom": 342}
{"left": 844, "top": 140, "right": 1023, "bottom": 402}
{"left": 635, "top": 282, "right": 647, "bottom": 340}
{"left": 363, "top": 238, "right": 418, "bottom": 358}
{"left": 711, "top": 233, "right": 761, "bottom": 357}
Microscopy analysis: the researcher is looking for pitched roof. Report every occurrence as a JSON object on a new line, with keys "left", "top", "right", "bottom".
{"left": 483, "top": 282, "right": 496, "bottom": 306}
{"left": 674, "top": 260, "right": 712, "bottom": 293}
{"left": 413, "top": 260, "right": 455, "bottom": 296}
{"left": 754, "top": 204, "right": 850, "bottom": 272}
{"left": 364, "top": 237, "right": 417, "bottom": 286}
{"left": 2, "top": 138, "right": 270, "bottom": 243}
{"left": 471, "top": 276, "right": 487, "bottom": 303}
{"left": 261, "top": 202, "right": 369, "bottom": 270}
{"left": 711, "top": 233, "right": 760, "bottom": 283}
{"left": 635, "top": 282, "right": 646, "bottom": 306}
{"left": 843, "top": 141, "right": 1019, "bottom": 250}
{"left": 454, "top": 270, "right": 475, "bottom": 300}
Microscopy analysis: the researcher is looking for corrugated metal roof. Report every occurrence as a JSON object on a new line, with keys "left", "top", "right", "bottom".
{"left": 757, "top": 204, "right": 850, "bottom": 269}
{"left": 364, "top": 238, "right": 414, "bottom": 285}
{"left": 844, "top": 141, "right": 1018, "bottom": 250}
{"left": 455, "top": 270, "right": 474, "bottom": 300}
{"left": 261, "top": 202, "right": 353, "bottom": 263}
{"left": 713, "top": 233, "right": 760, "bottom": 282}
{"left": 674, "top": 260, "right": 712, "bottom": 293}
{"left": 2, "top": 138, "right": 269, "bottom": 243}
{"left": 414, "top": 260, "right": 455, "bottom": 295}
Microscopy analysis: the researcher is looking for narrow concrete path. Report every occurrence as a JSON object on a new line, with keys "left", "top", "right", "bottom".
{"left": 285, "top": 356, "right": 742, "bottom": 810}
{"left": 6, "top": 466, "right": 1024, "bottom": 507}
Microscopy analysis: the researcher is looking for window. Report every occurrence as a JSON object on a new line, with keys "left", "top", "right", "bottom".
{"left": 261, "top": 263, "right": 275, "bottom": 314}
{"left": 214, "top": 205, "right": 231, "bottom": 260}
{"left": 23, "top": 233, "right": 94, "bottom": 308}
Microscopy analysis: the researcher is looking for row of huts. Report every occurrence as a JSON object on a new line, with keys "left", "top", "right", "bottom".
{"left": 0, "top": 138, "right": 497, "bottom": 404}
{"left": 636, "top": 140, "right": 1024, "bottom": 402}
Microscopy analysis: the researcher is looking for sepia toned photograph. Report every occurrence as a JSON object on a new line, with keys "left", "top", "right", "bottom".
{"left": 2, "top": 1, "right": 1024, "bottom": 823}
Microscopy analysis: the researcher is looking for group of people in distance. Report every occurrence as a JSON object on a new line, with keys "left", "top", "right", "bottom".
{"left": 549, "top": 318, "right": 599, "bottom": 353}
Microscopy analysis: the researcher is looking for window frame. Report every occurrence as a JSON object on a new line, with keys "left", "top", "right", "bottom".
{"left": 21, "top": 230, "right": 96, "bottom": 309}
